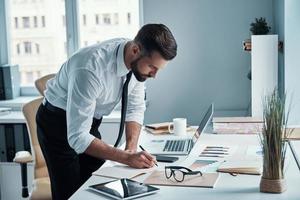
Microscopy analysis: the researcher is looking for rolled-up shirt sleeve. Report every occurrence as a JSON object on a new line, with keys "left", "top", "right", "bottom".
{"left": 126, "top": 81, "right": 146, "bottom": 125}
{"left": 66, "top": 69, "right": 101, "bottom": 154}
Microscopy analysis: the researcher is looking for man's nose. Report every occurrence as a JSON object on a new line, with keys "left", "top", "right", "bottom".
{"left": 150, "top": 69, "right": 158, "bottom": 78}
{"left": 150, "top": 71, "right": 157, "bottom": 78}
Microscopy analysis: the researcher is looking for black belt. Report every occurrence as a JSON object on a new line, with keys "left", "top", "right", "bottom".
{"left": 43, "top": 99, "right": 66, "bottom": 115}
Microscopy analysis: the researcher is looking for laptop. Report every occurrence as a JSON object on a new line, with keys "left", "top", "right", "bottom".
{"left": 145, "top": 104, "right": 214, "bottom": 155}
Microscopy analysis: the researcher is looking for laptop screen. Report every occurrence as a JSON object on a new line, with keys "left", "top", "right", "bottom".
{"left": 191, "top": 104, "right": 214, "bottom": 144}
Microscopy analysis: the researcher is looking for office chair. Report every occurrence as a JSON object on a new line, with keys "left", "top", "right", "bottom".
{"left": 14, "top": 97, "right": 52, "bottom": 199}
{"left": 14, "top": 74, "right": 56, "bottom": 199}
{"left": 34, "top": 73, "right": 55, "bottom": 96}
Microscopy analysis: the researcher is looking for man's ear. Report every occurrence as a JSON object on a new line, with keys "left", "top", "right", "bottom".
{"left": 132, "top": 43, "right": 141, "bottom": 56}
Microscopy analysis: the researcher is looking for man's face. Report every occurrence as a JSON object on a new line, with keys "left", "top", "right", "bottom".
{"left": 130, "top": 51, "right": 168, "bottom": 82}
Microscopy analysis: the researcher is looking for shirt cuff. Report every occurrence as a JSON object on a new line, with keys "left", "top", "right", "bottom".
{"left": 125, "top": 112, "right": 144, "bottom": 125}
{"left": 68, "top": 133, "right": 95, "bottom": 154}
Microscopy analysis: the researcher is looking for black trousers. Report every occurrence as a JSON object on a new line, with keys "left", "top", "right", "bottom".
{"left": 36, "top": 102, "right": 105, "bottom": 200}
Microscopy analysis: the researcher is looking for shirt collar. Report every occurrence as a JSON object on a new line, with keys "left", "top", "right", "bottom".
{"left": 116, "top": 40, "right": 130, "bottom": 77}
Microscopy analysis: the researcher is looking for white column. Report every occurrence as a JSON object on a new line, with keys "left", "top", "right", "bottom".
{"left": 251, "top": 35, "right": 278, "bottom": 118}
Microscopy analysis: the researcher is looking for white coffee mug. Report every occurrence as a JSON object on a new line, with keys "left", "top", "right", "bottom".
{"left": 168, "top": 118, "right": 187, "bottom": 136}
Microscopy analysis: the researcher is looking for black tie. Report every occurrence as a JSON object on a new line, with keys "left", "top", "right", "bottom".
{"left": 114, "top": 71, "right": 133, "bottom": 147}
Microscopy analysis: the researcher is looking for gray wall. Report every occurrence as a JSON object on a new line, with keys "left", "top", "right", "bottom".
{"left": 142, "top": 0, "right": 274, "bottom": 124}
{"left": 273, "top": 0, "right": 284, "bottom": 98}
{"left": 285, "top": 0, "right": 300, "bottom": 125}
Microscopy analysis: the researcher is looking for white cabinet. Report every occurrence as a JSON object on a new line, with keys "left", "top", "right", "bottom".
{"left": 251, "top": 35, "right": 278, "bottom": 118}
{"left": 0, "top": 162, "right": 34, "bottom": 200}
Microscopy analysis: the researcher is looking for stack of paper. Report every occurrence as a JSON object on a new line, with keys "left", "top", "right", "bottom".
{"left": 145, "top": 122, "right": 193, "bottom": 135}
{"left": 0, "top": 107, "right": 11, "bottom": 116}
{"left": 92, "top": 165, "right": 154, "bottom": 179}
{"left": 286, "top": 128, "right": 300, "bottom": 140}
{"left": 213, "top": 117, "right": 263, "bottom": 134}
{"left": 145, "top": 122, "right": 172, "bottom": 135}
{"left": 217, "top": 159, "right": 262, "bottom": 175}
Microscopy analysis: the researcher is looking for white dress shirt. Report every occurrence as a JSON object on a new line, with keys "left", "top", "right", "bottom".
{"left": 44, "top": 38, "right": 146, "bottom": 154}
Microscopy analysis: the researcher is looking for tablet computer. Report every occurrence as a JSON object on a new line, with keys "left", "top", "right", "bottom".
{"left": 88, "top": 178, "right": 159, "bottom": 200}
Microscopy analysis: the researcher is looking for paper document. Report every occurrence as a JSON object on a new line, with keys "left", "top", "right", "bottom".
{"left": 217, "top": 159, "right": 262, "bottom": 175}
{"left": 93, "top": 165, "right": 154, "bottom": 179}
{"left": 246, "top": 145, "right": 263, "bottom": 156}
{"left": 190, "top": 160, "right": 222, "bottom": 173}
{"left": 199, "top": 145, "right": 237, "bottom": 158}
{"left": 287, "top": 128, "right": 300, "bottom": 140}
{"left": 0, "top": 107, "right": 11, "bottom": 116}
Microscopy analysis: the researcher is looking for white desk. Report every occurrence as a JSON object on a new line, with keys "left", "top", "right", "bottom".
{"left": 70, "top": 131, "right": 300, "bottom": 200}
{"left": 0, "top": 110, "right": 121, "bottom": 124}
{"left": 0, "top": 110, "right": 122, "bottom": 146}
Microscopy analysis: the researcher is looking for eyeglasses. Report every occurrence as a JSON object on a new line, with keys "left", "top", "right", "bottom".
{"left": 165, "top": 166, "right": 203, "bottom": 182}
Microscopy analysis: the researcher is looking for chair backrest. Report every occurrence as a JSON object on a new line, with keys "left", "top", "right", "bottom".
{"left": 22, "top": 97, "right": 49, "bottom": 179}
{"left": 35, "top": 74, "right": 56, "bottom": 96}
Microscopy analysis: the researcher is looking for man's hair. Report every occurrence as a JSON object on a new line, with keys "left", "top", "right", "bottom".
{"left": 134, "top": 24, "right": 177, "bottom": 60}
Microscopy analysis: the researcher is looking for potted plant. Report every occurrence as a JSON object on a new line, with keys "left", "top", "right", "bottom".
{"left": 243, "top": 17, "right": 272, "bottom": 53}
{"left": 259, "top": 89, "right": 290, "bottom": 193}
{"left": 250, "top": 17, "right": 271, "bottom": 35}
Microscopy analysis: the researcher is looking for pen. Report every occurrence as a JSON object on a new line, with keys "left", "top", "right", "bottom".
{"left": 139, "top": 145, "right": 158, "bottom": 166}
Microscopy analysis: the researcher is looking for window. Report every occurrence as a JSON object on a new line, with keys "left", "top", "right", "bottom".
{"left": 14, "top": 17, "right": 18, "bottom": 28}
{"left": 33, "top": 16, "right": 38, "bottom": 27}
{"left": 127, "top": 12, "right": 131, "bottom": 24}
{"left": 114, "top": 13, "right": 119, "bottom": 25}
{"left": 102, "top": 13, "right": 111, "bottom": 25}
{"left": 24, "top": 42, "right": 32, "bottom": 54}
{"left": 22, "top": 16, "right": 30, "bottom": 28}
{"left": 9, "top": 0, "right": 67, "bottom": 87}
{"left": 95, "top": 14, "right": 99, "bottom": 25}
{"left": 35, "top": 43, "right": 40, "bottom": 54}
{"left": 16, "top": 43, "right": 20, "bottom": 54}
{"left": 3, "top": 0, "right": 140, "bottom": 93}
{"left": 83, "top": 14, "right": 86, "bottom": 26}
{"left": 79, "top": 0, "right": 139, "bottom": 48}
{"left": 41, "top": 16, "right": 45, "bottom": 27}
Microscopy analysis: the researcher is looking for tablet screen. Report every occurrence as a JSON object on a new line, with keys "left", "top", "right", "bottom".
{"left": 89, "top": 178, "right": 159, "bottom": 200}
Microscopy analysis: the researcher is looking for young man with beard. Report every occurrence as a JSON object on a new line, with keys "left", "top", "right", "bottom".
{"left": 36, "top": 23, "right": 177, "bottom": 199}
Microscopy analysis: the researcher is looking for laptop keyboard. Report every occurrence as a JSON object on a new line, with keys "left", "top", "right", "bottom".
{"left": 163, "top": 140, "right": 187, "bottom": 152}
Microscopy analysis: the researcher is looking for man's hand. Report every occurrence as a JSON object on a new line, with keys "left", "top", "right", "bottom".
{"left": 125, "top": 151, "right": 157, "bottom": 168}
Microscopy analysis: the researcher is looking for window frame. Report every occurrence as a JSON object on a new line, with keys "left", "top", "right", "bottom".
{"left": 0, "top": 0, "right": 143, "bottom": 97}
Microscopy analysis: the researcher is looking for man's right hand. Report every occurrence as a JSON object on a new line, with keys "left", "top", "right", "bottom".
{"left": 125, "top": 151, "right": 157, "bottom": 168}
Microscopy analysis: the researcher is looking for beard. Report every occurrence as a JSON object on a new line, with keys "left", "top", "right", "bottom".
{"left": 130, "top": 57, "right": 147, "bottom": 82}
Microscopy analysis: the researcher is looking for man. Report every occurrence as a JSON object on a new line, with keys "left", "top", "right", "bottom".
{"left": 36, "top": 23, "right": 177, "bottom": 199}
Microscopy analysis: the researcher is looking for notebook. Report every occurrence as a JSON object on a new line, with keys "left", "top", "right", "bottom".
{"left": 92, "top": 165, "right": 154, "bottom": 179}
{"left": 217, "top": 160, "right": 262, "bottom": 175}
